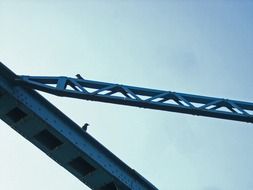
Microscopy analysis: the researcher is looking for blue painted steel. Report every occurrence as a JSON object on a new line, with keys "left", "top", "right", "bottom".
{"left": 0, "top": 63, "right": 158, "bottom": 190}
{"left": 16, "top": 75, "right": 253, "bottom": 123}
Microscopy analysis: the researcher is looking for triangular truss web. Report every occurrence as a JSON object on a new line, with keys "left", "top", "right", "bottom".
{"left": 18, "top": 75, "right": 253, "bottom": 123}
{"left": 199, "top": 99, "right": 250, "bottom": 115}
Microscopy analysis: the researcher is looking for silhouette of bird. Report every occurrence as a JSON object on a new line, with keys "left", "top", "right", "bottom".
{"left": 82, "top": 123, "right": 89, "bottom": 131}
{"left": 76, "top": 74, "right": 84, "bottom": 80}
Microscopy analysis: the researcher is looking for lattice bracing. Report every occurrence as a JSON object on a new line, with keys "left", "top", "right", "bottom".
{"left": 17, "top": 75, "right": 253, "bottom": 123}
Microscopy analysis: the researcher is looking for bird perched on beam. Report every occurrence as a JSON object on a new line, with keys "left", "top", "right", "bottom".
{"left": 76, "top": 74, "right": 84, "bottom": 80}
{"left": 82, "top": 123, "right": 89, "bottom": 132}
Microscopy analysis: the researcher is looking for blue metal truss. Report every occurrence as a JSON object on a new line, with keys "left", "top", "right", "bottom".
{"left": 1, "top": 61, "right": 253, "bottom": 190}
{"left": 16, "top": 75, "right": 253, "bottom": 123}
{"left": 0, "top": 63, "right": 158, "bottom": 190}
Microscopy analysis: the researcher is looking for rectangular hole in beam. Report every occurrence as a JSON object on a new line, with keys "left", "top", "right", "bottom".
{"left": 68, "top": 157, "right": 95, "bottom": 177}
{"left": 34, "top": 129, "right": 63, "bottom": 150}
{"left": 6, "top": 107, "right": 27, "bottom": 123}
{"left": 99, "top": 182, "right": 118, "bottom": 190}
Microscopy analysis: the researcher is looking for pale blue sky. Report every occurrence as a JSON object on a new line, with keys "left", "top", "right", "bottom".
{"left": 0, "top": 1, "right": 253, "bottom": 190}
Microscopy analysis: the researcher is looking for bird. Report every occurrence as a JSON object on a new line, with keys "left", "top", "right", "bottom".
{"left": 82, "top": 123, "right": 89, "bottom": 131}
{"left": 76, "top": 74, "right": 84, "bottom": 80}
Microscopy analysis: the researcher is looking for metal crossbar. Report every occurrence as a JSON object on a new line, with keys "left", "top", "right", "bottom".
{"left": 17, "top": 75, "right": 253, "bottom": 123}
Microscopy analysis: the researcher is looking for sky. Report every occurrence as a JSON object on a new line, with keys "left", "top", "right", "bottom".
{"left": 0, "top": 1, "right": 253, "bottom": 190}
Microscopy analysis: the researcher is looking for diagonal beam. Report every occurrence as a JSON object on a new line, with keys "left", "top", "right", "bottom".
{"left": 16, "top": 75, "right": 253, "bottom": 123}
{"left": 0, "top": 62, "right": 158, "bottom": 190}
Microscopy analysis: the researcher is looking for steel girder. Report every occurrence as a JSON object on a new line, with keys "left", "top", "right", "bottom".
{"left": 16, "top": 75, "right": 253, "bottom": 123}
{"left": 0, "top": 63, "right": 158, "bottom": 190}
